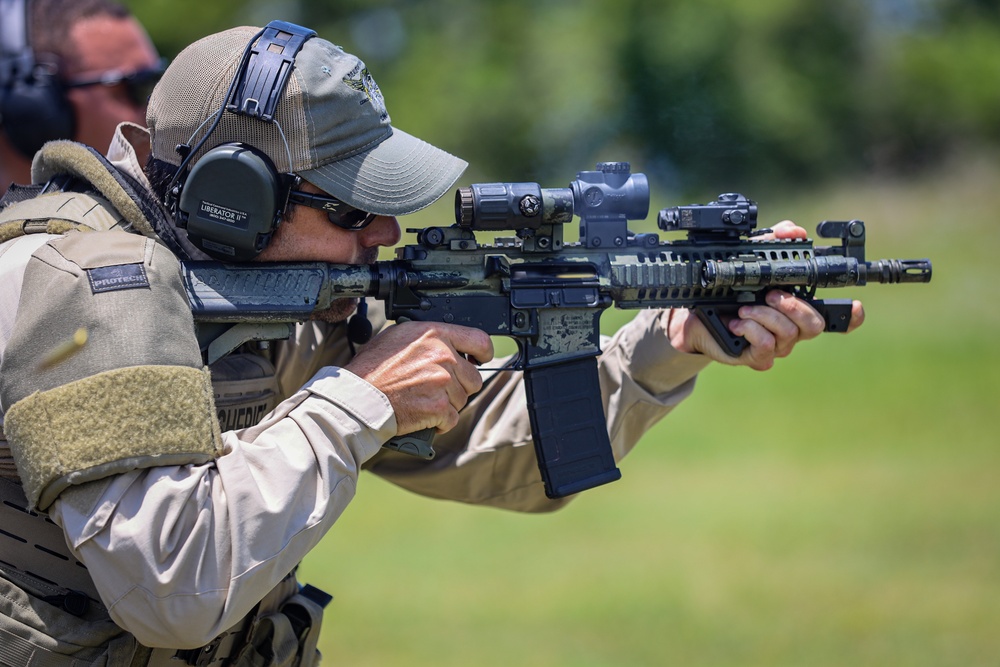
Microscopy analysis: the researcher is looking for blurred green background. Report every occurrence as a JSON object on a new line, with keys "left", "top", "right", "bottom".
{"left": 123, "top": 1, "right": 998, "bottom": 664}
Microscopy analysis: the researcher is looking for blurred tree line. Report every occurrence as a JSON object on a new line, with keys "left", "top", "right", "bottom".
{"left": 125, "top": 0, "right": 1000, "bottom": 195}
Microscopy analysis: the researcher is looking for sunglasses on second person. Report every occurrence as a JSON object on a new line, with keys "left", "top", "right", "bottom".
{"left": 287, "top": 189, "right": 378, "bottom": 230}
{"left": 63, "top": 58, "right": 168, "bottom": 107}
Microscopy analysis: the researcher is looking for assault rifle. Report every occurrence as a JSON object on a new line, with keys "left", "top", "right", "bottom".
{"left": 182, "top": 162, "right": 931, "bottom": 499}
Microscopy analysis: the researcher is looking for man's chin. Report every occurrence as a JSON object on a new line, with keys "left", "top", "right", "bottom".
{"left": 310, "top": 298, "right": 359, "bottom": 324}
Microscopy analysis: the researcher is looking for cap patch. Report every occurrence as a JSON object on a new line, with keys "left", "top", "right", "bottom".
{"left": 343, "top": 62, "right": 389, "bottom": 122}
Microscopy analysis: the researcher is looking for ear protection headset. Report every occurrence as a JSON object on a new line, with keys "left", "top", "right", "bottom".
{"left": 167, "top": 20, "right": 316, "bottom": 262}
{"left": 0, "top": 0, "right": 75, "bottom": 158}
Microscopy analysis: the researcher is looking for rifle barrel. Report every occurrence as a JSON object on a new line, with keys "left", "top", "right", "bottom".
{"left": 701, "top": 256, "right": 932, "bottom": 289}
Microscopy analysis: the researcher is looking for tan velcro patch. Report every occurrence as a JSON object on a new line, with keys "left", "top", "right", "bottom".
{"left": 3, "top": 364, "right": 223, "bottom": 510}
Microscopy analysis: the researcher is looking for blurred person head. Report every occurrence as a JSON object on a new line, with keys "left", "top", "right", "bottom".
{"left": 0, "top": 0, "right": 163, "bottom": 193}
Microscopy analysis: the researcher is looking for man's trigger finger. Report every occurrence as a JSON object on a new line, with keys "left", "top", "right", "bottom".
{"left": 451, "top": 326, "right": 495, "bottom": 364}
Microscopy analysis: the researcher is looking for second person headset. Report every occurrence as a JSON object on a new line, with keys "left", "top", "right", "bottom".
{"left": 167, "top": 20, "right": 316, "bottom": 261}
{"left": 0, "top": 0, "right": 76, "bottom": 158}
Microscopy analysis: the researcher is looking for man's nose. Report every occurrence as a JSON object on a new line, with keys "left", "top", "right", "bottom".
{"left": 360, "top": 215, "right": 401, "bottom": 249}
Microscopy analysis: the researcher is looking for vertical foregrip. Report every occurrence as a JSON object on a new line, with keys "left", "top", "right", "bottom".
{"left": 693, "top": 305, "right": 748, "bottom": 357}
{"left": 523, "top": 357, "right": 622, "bottom": 499}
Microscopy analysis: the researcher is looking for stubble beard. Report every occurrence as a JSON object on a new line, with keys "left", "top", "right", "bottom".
{"left": 311, "top": 297, "right": 361, "bottom": 324}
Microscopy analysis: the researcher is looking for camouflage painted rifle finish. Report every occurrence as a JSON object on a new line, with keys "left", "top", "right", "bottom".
{"left": 183, "top": 163, "right": 931, "bottom": 499}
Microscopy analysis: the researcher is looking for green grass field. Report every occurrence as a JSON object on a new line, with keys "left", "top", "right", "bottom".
{"left": 299, "top": 154, "right": 1000, "bottom": 666}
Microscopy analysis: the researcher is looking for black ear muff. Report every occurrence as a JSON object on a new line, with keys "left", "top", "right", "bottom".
{"left": 178, "top": 143, "right": 289, "bottom": 261}
{"left": 0, "top": 0, "right": 76, "bottom": 159}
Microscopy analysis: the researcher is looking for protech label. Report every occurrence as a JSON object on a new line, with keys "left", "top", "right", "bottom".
{"left": 87, "top": 263, "right": 150, "bottom": 293}
{"left": 199, "top": 200, "right": 250, "bottom": 229}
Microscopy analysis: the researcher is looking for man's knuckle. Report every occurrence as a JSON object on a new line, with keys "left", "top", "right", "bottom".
{"left": 428, "top": 394, "right": 452, "bottom": 416}
{"left": 429, "top": 365, "right": 453, "bottom": 386}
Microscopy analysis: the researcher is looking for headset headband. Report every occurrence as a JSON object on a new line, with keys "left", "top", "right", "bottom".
{"left": 228, "top": 20, "right": 315, "bottom": 122}
{"left": 169, "top": 20, "right": 316, "bottom": 195}
{"left": 0, "top": 0, "right": 33, "bottom": 86}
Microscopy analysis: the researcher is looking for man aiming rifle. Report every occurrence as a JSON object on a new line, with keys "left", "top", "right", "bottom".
{"left": 0, "top": 19, "right": 917, "bottom": 665}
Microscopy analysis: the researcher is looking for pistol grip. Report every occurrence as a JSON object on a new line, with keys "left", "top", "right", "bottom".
{"left": 524, "top": 356, "right": 621, "bottom": 498}
{"left": 383, "top": 428, "right": 436, "bottom": 460}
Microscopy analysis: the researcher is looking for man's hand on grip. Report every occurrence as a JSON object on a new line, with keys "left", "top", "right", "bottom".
{"left": 667, "top": 221, "right": 866, "bottom": 370}
{"left": 345, "top": 321, "right": 495, "bottom": 435}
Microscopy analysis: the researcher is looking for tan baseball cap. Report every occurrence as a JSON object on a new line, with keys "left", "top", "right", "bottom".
{"left": 147, "top": 25, "right": 467, "bottom": 216}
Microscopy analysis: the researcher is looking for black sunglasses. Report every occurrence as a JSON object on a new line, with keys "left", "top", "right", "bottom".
{"left": 287, "top": 189, "right": 378, "bottom": 230}
{"left": 63, "top": 58, "right": 168, "bottom": 107}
